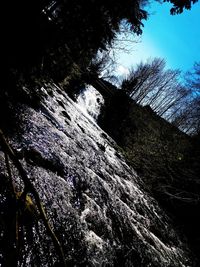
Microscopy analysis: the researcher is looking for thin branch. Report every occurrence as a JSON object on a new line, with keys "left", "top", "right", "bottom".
{"left": 0, "top": 129, "right": 66, "bottom": 267}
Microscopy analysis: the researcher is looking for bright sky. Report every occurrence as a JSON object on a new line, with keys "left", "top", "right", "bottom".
{"left": 115, "top": 1, "right": 200, "bottom": 76}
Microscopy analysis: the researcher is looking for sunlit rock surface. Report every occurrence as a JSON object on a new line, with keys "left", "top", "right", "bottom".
{"left": 0, "top": 83, "right": 196, "bottom": 266}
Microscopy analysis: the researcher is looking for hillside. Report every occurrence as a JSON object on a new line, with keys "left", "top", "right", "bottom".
{"left": 97, "top": 84, "right": 200, "bottom": 261}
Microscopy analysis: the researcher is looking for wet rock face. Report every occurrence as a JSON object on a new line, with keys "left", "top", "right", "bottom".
{"left": 0, "top": 83, "right": 196, "bottom": 266}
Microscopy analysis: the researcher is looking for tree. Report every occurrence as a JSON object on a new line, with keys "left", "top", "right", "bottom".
{"left": 124, "top": 58, "right": 166, "bottom": 100}
{"left": 171, "top": 62, "right": 200, "bottom": 134}
{"left": 4, "top": 0, "right": 198, "bottom": 80}
{"left": 164, "top": 0, "right": 198, "bottom": 14}
{"left": 185, "top": 62, "right": 200, "bottom": 92}
{"left": 121, "top": 58, "right": 189, "bottom": 118}
{"left": 4, "top": 0, "right": 148, "bottom": 71}
{"left": 171, "top": 96, "right": 200, "bottom": 134}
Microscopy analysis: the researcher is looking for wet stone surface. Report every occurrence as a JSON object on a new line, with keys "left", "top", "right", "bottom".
{"left": 0, "top": 83, "right": 196, "bottom": 266}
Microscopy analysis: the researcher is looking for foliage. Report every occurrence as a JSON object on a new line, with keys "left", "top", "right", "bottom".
{"left": 4, "top": 0, "right": 198, "bottom": 85}
{"left": 4, "top": 0, "right": 148, "bottom": 76}
{"left": 164, "top": 0, "right": 198, "bottom": 14}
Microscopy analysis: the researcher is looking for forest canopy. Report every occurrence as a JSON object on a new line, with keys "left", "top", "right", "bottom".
{"left": 3, "top": 0, "right": 198, "bottom": 77}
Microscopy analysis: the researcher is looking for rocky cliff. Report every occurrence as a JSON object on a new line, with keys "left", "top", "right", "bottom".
{"left": 0, "top": 82, "right": 198, "bottom": 266}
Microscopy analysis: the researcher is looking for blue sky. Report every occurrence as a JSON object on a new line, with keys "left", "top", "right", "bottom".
{"left": 115, "top": 1, "right": 200, "bottom": 76}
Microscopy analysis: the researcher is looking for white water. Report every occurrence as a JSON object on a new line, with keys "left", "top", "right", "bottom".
{"left": 0, "top": 82, "right": 194, "bottom": 266}
{"left": 76, "top": 85, "right": 104, "bottom": 121}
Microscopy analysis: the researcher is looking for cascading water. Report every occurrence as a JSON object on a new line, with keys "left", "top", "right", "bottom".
{"left": 76, "top": 85, "right": 104, "bottom": 121}
{"left": 0, "top": 82, "right": 196, "bottom": 266}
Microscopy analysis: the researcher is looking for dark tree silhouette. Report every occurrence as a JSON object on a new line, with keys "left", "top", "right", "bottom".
{"left": 172, "top": 62, "right": 200, "bottom": 134}
{"left": 185, "top": 62, "right": 200, "bottom": 92}
{"left": 3, "top": 0, "right": 198, "bottom": 81}
{"left": 3, "top": 0, "right": 147, "bottom": 71}
{"left": 164, "top": 0, "right": 198, "bottom": 14}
